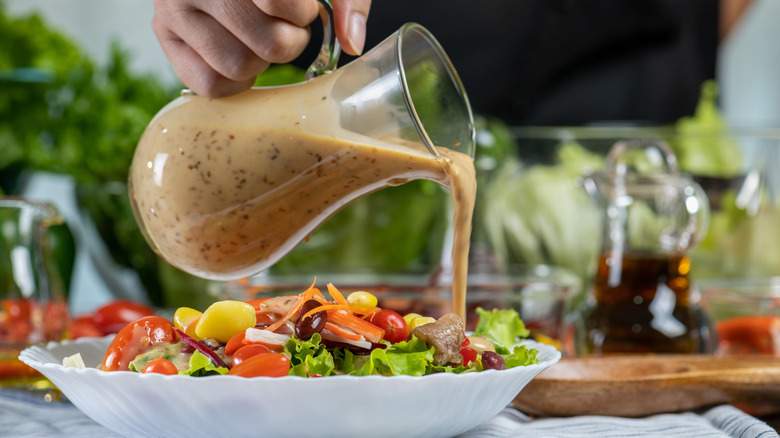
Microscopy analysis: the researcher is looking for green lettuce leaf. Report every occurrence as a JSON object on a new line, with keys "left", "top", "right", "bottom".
{"left": 504, "top": 344, "right": 539, "bottom": 368}
{"left": 473, "top": 307, "right": 531, "bottom": 355}
{"left": 672, "top": 81, "right": 742, "bottom": 177}
{"left": 337, "top": 337, "right": 435, "bottom": 376}
{"left": 284, "top": 333, "right": 335, "bottom": 377}
{"left": 430, "top": 361, "right": 480, "bottom": 374}
{"left": 181, "top": 350, "right": 228, "bottom": 377}
{"left": 332, "top": 348, "right": 359, "bottom": 375}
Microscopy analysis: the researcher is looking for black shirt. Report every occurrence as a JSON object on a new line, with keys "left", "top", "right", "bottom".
{"left": 299, "top": 0, "right": 719, "bottom": 126}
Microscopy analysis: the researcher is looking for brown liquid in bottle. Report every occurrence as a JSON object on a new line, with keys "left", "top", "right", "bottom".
{"left": 580, "top": 251, "right": 709, "bottom": 354}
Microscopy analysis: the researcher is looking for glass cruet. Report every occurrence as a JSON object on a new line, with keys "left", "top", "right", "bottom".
{"left": 575, "top": 139, "right": 714, "bottom": 354}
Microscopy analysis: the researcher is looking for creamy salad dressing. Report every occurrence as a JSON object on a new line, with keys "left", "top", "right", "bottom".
{"left": 130, "top": 69, "right": 476, "bottom": 321}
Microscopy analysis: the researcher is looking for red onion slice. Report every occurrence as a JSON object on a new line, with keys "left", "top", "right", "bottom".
{"left": 174, "top": 328, "right": 229, "bottom": 369}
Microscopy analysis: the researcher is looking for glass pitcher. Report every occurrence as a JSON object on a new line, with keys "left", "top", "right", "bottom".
{"left": 576, "top": 139, "right": 714, "bottom": 354}
{"left": 129, "top": 1, "right": 476, "bottom": 281}
{"left": 0, "top": 197, "right": 69, "bottom": 391}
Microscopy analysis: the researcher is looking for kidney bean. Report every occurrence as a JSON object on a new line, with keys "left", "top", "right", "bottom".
{"left": 295, "top": 300, "right": 326, "bottom": 340}
{"left": 482, "top": 351, "right": 507, "bottom": 370}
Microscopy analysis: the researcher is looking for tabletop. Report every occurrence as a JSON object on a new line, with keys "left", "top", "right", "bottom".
{"left": 1, "top": 389, "right": 777, "bottom": 438}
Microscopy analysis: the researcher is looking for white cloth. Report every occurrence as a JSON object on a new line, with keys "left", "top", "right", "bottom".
{"left": 1, "top": 390, "right": 776, "bottom": 438}
{"left": 458, "top": 406, "right": 778, "bottom": 438}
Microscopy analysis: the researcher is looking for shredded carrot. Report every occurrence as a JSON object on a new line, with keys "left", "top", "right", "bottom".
{"left": 264, "top": 279, "right": 318, "bottom": 332}
{"left": 311, "top": 289, "right": 327, "bottom": 302}
{"left": 302, "top": 304, "right": 350, "bottom": 319}
{"left": 326, "top": 309, "right": 385, "bottom": 343}
{"left": 323, "top": 322, "right": 363, "bottom": 341}
{"left": 360, "top": 307, "right": 381, "bottom": 320}
{"left": 326, "top": 283, "right": 350, "bottom": 307}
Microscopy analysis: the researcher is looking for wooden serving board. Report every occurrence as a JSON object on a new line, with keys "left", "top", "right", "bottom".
{"left": 514, "top": 355, "right": 780, "bottom": 417}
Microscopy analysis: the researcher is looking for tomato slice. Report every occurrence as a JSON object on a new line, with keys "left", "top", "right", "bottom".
{"left": 227, "top": 352, "right": 289, "bottom": 378}
{"left": 460, "top": 347, "right": 478, "bottom": 366}
{"left": 143, "top": 358, "right": 179, "bottom": 375}
{"left": 101, "top": 316, "right": 176, "bottom": 371}
{"left": 231, "top": 344, "right": 271, "bottom": 367}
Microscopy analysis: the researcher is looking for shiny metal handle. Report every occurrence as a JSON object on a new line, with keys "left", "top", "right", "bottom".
{"left": 306, "top": 0, "right": 341, "bottom": 80}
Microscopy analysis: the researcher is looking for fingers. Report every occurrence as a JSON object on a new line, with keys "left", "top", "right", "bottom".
{"left": 253, "top": 0, "right": 320, "bottom": 27}
{"left": 152, "top": 0, "right": 320, "bottom": 97}
{"left": 331, "top": 0, "right": 371, "bottom": 56}
{"left": 210, "top": 0, "right": 316, "bottom": 63}
{"left": 153, "top": 18, "right": 259, "bottom": 97}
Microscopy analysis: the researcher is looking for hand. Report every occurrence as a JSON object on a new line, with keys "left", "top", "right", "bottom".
{"left": 152, "top": 0, "right": 371, "bottom": 97}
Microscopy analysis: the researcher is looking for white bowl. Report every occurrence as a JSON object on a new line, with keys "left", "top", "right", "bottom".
{"left": 20, "top": 336, "right": 560, "bottom": 438}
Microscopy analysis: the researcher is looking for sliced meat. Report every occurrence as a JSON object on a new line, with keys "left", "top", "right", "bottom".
{"left": 411, "top": 313, "right": 465, "bottom": 366}
{"left": 258, "top": 296, "right": 298, "bottom": 318}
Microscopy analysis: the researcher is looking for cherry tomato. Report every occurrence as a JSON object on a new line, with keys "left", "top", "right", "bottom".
{"left": 716, "top": 315, "right": 780, "bottom": 356}
{"left": 227, "top": 352, "right": 290, "bottom": 378}
{"left": 225, "top": 330, "right": 247, "bottom": 356}
{"left": 101, "top": 316, "right": 176, "bottom": 372}
{"left": 93, "top": 300, "right": 156, "bottom": 336}
{"left": 0, "top": 299, "right": 34, "bottom": 342}
{"left": 2, "top": 298, "right": 32, "bottom": 320}
{"left": 461, "top": 347, "right": 478, "bottom": 366}
{"left": 70, "top": 315, "right": 103, "bottom": 339}
{"left": 231, "top": 344, "right": 271, "bottom": 367}
{"left": 369, "top": 309, "right": 409, "bottom": 344}
{"left": 143, "top": 358, "right": 179, "bottom": 375}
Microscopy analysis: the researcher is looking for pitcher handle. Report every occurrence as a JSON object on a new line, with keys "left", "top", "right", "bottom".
{"left": 306, "top": 0, "right": 341, "bottom": 80}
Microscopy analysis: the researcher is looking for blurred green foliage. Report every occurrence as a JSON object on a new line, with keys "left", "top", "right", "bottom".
{"left": 671, "top": 81, "right": 743, "bottom": 178}
{"left": 0, "top": 3, "right": 185, "bottom": 307}
{"left": 0, "top": 2, "right": 179, "bottom": 187}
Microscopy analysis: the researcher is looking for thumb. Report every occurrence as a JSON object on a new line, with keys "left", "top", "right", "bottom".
{"left": 331, "top": 0, "right": 371, "bottom": 56}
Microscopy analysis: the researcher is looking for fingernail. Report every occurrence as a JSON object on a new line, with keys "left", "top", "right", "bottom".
{"left": 348, "top": 12, "right": 366, "bottom": 55}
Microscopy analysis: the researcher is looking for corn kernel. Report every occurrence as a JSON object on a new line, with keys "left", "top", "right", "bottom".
{"left": 347, "top": 291, "right": 378, "bottom": 310}
{"left": 408, "top": 316, "right": 436, "bottom": 330}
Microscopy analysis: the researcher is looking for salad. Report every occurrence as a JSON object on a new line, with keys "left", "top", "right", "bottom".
{"left": 68, "top": 281, "right": 540, "bottom": 378}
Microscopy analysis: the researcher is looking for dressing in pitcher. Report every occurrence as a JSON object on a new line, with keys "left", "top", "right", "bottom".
{"left": 129, "top": 17, "right": 476, "bottom": 320}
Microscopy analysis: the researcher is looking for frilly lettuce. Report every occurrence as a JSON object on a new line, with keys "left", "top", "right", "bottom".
{"left": 181, "top": 350, "right": 228, "bottom": 377}
{"left": 335, "top": 337, "right": 434, "bottom": 376}
{"left": 672, "top": 81, "right": 742, "bottom": 178}
{"left": 473, "top": 308, "right": 539, "bottom": 366}
{"left": 285, "top": 333, "right": 335, "bottom": 377}
{"left": 473, "top": 308, "right": 529, "bottom": 353}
